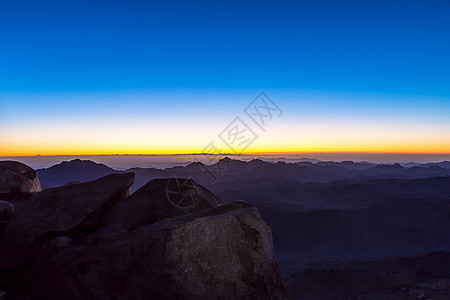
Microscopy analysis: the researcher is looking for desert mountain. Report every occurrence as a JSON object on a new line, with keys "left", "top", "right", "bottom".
{"left": 36, "top": 158, "right": 450, "bottom": 194}
{"left": 36, "top": 159, "right": 119, "bottom": 189}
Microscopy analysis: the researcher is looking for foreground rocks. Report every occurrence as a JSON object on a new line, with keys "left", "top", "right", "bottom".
{"left": 0, "top": 168, "right": 289, "bottom": 299}
{"left": 0, "top": 161, "right": 41, "bottom": 194}
{"left": 0, "top": 200, "right": 14, "bottom": 235}
{"left": 104, "top": 177, "right": 223, "bottom": 230}
{"left": 0, "top": 201, "right": 13, "bottom": 221}
{"left": 0, "top": 173, "right": 135, "bottom": 273}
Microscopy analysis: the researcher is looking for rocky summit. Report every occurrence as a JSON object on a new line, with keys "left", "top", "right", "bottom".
{"left": 104, "top": 177, "right": 224, "bottom": 230}
{"left": 0, "top": 161, "right": 41, "bottom": 194}
{"left": 0, "top": 161, "right": 289, "bottom": 300}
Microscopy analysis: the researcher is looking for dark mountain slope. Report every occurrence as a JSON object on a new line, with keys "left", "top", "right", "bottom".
{"left": 37, "top": 159, "right": 119, "bottom": 189}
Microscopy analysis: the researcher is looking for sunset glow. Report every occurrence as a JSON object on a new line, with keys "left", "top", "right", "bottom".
{"left": 1, "top": 1, "right": 449, "bottom": 159}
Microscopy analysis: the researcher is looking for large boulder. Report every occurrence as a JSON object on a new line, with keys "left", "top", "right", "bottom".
{"left": 8, "top": 202, "right": 288, "bottom": 300}
{"left": 0, "top": 161, "right": 41, "bottom": 194}
{"left": 0, "top": 175, "right": 289, "bottom": 300}
{"left": 0, "top": 172, "right": 135, "bottom": 272}
{"left": 104, "top": 177, "right": 222, "bottom": 230}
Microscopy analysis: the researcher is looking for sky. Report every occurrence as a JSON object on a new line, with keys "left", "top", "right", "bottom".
{"left": 1, "top": 0, "right": 449, "bottom": 157}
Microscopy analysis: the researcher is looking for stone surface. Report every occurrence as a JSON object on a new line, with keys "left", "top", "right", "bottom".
{"left": 0, "top": 201, "right": 14, "bottom": 221}
{"left": 8, "top": 202, "right": 288, "bottom": 300}
{"left": 0, "top": 172, "right": 289, "bottom": 300}
{"left": 104, "top": 177, "right": 223, "bottom": 230}
{"left": 0, "top": 172, "right": 135, "bottom": 272}
{"left": 0, "top": 161, "right": 41, "bottom": 194}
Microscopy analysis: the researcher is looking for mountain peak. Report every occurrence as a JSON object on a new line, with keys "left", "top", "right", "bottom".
{"left": 218, "top": 156, "right": 233, "bottom": 162}
{"left": 37, "top": 159, "right": 118, "bottom": 189}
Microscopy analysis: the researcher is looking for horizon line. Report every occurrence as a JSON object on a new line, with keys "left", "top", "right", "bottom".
{"left": 2, "top": 151, "right": 450, "bottom": 157}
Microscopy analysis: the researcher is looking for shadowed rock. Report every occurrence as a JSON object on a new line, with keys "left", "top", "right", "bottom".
{"left": 0, "top": 161, "right": 41, "bottom": 194}
{"left": 12, "top": 201, "right": 288, "bottom": 300}
{"left": 0, "top": 173, "right": 135, "bottom": 272}
{"left": 104, "top": 177, "right": 223, "bottom": 230}
{"left": 0, "top": 201, "right": 14, "bottom": 221}
{"left": 0, "top": 174, "right": 289, "bottom": 299}
{"left": 0, "top": 200, "right": 14, "bottom": 235}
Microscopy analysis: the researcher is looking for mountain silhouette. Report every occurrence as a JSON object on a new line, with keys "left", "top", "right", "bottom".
{"left": 37, "top": 159, "right": 118, "bottom": 189}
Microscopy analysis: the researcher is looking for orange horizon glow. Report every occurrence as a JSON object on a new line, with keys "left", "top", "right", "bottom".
{"left": 2, "top": 149, "right": 450, "bottom": 157}
{"left": 2, "top": 91, "right": 449, "bottom": 158}
{"left": 2, "top": 134, "right": 450, "bottom": 156}
{"left": 2, "top": 141, "right": 450, "bottom": 157}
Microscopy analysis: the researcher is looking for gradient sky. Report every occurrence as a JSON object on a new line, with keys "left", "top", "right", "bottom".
{"left": 1, "top": 0, "right": 449, "bottom": 156}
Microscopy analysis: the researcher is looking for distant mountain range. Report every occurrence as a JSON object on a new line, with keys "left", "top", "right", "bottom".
{"left": 37, "top": 158, "right": 450, "bottom": 192}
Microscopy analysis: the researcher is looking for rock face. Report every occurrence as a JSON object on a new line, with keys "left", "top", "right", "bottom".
{"left": 105, "top": 177, "right": 223, "bottom": 230}
{"left": 0, "top": 161, "right": 41, "bottom": 194}
{"left": 0, "top": 201, "right": 14, "bottom": 221}
{"left": 0, "top": 173, "right": 135, "bottom": 273}
{"left": 0, "top": 174, "right": 289, "bottom": 300}
{"left": 0, "top": 200, "right": 14, "bottom": 234}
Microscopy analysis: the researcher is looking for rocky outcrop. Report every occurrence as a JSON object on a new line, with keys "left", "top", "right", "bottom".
{"left": 0, "top": 173, "right": 289, "bottom": 300}
{"left": 104, "top": 177, "right": 223, "bottom": 230}
{"left": 0, "top": 200, "right": 14, "bottom": 234}
{"left": 0, "top": 173, "right": 135, "bottom": 273}
{"left": 0, "top": 201, "right": 14, "bottom": 221}
{"left": 0, "top": 161, "right": 41, "bottom": 194}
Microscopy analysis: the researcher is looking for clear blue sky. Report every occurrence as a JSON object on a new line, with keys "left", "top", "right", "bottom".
{"left": 1, "top": 0, "right": 449, "bottom": 94}
{"left": 1, "top": 0, "right": 449, "bottom": 155}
